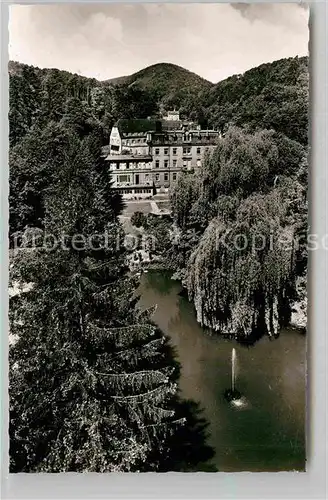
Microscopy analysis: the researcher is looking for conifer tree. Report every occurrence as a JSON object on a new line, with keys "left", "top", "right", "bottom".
{"left": 9, "top": 66, "right": 42, "bottom": 146}
{"left": 9, "top": 129, "right": 185, "bottom": 472}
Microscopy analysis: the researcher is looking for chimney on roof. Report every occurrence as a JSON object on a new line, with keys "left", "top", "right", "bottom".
{"left": 165, "top": 109, "right": 180, "bottom": 122}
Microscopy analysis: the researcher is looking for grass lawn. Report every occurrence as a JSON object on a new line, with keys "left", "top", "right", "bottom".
{"left": 122, "top": 201, "right": 153, "bottom": 215}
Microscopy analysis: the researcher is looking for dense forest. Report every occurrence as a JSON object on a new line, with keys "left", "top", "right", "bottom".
{"left": 8, "top": 60, "right": 158, "bottom": 149}
{"left": 8, "top": 54, "right": 308, "bottom": 470}
{"left": 9, "top": 55, "right": 308, "bottom": 147}
{"left": 191, "top": 56, "right": 308, "bottom": 144}
{"left": 107, "top": 56, "right": 308, "bottom": 142}
{"left": 8, "top": 61, "right": 216, "bottom": 472}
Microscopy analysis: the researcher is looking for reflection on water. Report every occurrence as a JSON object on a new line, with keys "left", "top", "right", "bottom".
{"left": 137, "top": 270, "right": 306, "bottom": 472}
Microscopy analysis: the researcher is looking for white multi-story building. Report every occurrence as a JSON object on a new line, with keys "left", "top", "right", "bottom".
{"left": 105, "top": 114, "right": 221, "bottom": 199}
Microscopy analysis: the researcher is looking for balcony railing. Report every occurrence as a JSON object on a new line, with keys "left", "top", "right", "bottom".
{"left": 114, "top": 180, "right": 153, "bottom": 188}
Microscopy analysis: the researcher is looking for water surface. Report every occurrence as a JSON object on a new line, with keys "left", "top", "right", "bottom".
{"left": 137, "top": 270, "right": 306, "bottom": 472}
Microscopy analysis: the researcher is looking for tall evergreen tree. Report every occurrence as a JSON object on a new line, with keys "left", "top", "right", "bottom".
{"left": 9, "top": 130, "right": 186, "bottom": 472}
{"left": 9, "top": 67, "right": 42, "bottom": 146}
{"left": 9, "top": 122, "right": 75, "bottom": 235}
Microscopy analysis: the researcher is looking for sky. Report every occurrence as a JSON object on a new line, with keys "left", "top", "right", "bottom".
{"left": 9, "top": 3, "right": 309, "bottom": 83}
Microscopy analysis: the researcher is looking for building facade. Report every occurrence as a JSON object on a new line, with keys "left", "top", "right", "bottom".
{"left": 105, "top": 111, "right": 221, "bottom": 198}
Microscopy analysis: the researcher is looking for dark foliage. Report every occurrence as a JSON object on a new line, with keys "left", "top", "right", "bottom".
{"left": 8, "top": 61, "right": 159, "bottom": 147}
{"left": 170, "top": 126, "right": 308, "bottom": 339}
{"left": 202, "top": 56, "right": 309, "bottom": 145}
{"left": 8, "top": 54, "right": 308, "bottom": 471}
{"left": 9, "top": 102, "right": 215, "bottom": 472}
{"left": 9, "top": 56, "right": 308, "bottom": 146}
{"left": 131, "top": 211, "right": 148, "bottom": 228}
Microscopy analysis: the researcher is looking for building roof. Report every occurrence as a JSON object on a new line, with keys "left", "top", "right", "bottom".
{"left": 116, "top": 119, "right": 162, "bottom": 135}
{"left": 123, "top": 132, "right": 148, "bottom": 138}
{"left": 161, "top": 120, "right": 185, "bottom": 131}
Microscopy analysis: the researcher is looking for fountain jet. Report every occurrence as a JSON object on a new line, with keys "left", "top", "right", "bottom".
{"left": 232, "top": 347, "right": 236, "bottom": 392}
{"left": 224, "top": 347, "right": 242, "bottom": 403}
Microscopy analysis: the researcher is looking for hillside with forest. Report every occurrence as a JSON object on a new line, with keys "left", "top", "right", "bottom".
{"left": 103, "top": 56, "right": 308, "bottom": 143}
{"left": 204, "top": 56, "right": 308, "bottom": 144}
{"left": 179, "top": 56, "right": 308, "bottom": 143}
{"left": 8, "top": 54, "right": 308, "bottom": 471}
{"left": 106, "top": 62, "right": 213, "bottom": 110}
{"left": 9, "top": 55, "right": 308, "bottom": 145}
{"left": 8, "top": 60, "right": 159, "bottom": 148}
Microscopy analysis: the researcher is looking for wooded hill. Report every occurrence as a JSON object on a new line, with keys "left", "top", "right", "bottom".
{"left": 203, "top": 56, "right": 308, "bottom": 145}
{"left": 9, "top": 55, "right": 308, "bottom": 147}
{"left": 106, "top": 56, "right": 308, "bottom": 144}
{"left": 105, "top": 62, "right": 213, "bottom": 110}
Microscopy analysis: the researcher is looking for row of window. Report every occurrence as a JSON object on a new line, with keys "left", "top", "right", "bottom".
{"left": 122, "top": 147, "right": 148, "bottom": 155}
{"left": 110, "top": 159, "right": 202, "bottom": 170}
{"left": 116, "top": 175, "right": 152, "bottom": 185}
{"left": 122, "top": 135, "right": 214, "bottom": 150}
{"left": 154, "top": 146, "right": 204, "bottom": 155}
{"left": 116, "top": 188, "right": 153, "bottom": 194}
{"left": 154, "top": 172, "right": 177, "bottom": 182}
{"left": 123, "top": 139, "right": 145, "bottom": 146}
{"left": 133, "top": 188, "right": 152, "bottom": 193}
{"left": 110, "top": 162, "right": 151, "bottom": 170}
{"left": 155, "top": 159, "right": 201, "bottom": 168}
{"left": 116, "top": 173, "right": 178, "bottom": 184}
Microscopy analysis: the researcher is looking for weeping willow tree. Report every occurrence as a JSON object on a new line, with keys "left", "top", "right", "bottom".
{"left": 172, "top": 127, "right": 305, "bottom": 228}
{"left": 170, "top": 170, "right": 201, "bottom": 229}
{"left": 187, "top": 186, "right": 302, "bottom": 338}
{"left": 170, "top": 125, "right": 307, "bottom": 339}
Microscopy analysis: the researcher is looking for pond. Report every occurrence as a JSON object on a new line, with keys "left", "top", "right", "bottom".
{"left": 137, "top": 270, "right": 306, "bottom": 472}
